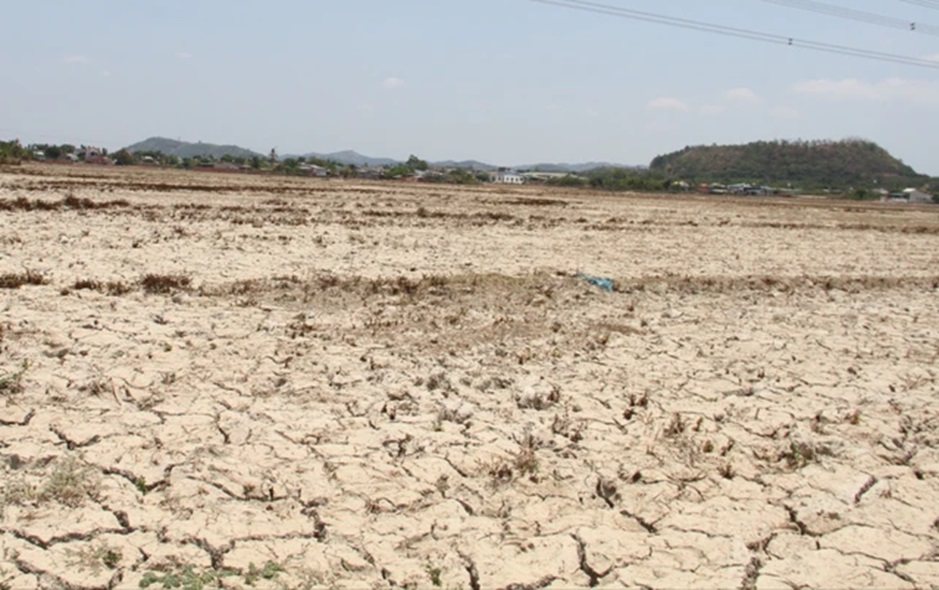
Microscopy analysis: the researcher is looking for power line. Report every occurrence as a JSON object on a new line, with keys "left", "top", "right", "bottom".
{"left": 762, "top": 0, "right": 939, "bottom": 36}
{"left": 529, "top": 0, "right": 939, "bottom": 69}
{"left": 898, "top": 0, "right": 939, "bottom": 10}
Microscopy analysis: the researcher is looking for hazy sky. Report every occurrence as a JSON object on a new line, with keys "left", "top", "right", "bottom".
{"left": 3, "top": 1, "right": 939, "bottom": 171}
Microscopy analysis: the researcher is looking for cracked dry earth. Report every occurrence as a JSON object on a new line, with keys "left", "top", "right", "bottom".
{"left": 1, "top": 165, "right": 939, "bottom": 589}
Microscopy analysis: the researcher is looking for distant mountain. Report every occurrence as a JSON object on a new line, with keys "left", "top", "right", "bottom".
{"left": 126, "top": 137, "right": 638, "bottom": 173}
{"left": 516, "top": 162, "right": 639, "bottom": 173}
{"left": 301, "top": 150, "right": 398, "bottom": 167}
{"left": 297, "top": 150, "right": 633, "bottom": 172}
{"left": 649, "top": 139, "right": 925, "bottom": 188}
{"left": 125, "top": 137, "right": 262, "bottom": 159}
{"left": 432, "top": 159, "right": 497, "bottom": 171}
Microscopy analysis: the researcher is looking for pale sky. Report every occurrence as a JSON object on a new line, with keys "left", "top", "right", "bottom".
{"left": 2, "top": 1, "right": 939, "bottom": 172}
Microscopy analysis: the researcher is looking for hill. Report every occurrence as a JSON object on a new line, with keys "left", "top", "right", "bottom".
{"left": 125, "top": 137, "right": 262, "bottom": 159}
{"left": 649, "top": 139, "right": 925, "bottom": 189}
{"left": 431, "top": 159, "right": 497, "bottom": 171}
{"left": 123, "top": 137, "right": 637, "bottom": 172}
{"left": 517, "top": 161, "right": 639, "bottom": 173}
{"left": 301, "top": 150, "right": 398, "bottom": 167}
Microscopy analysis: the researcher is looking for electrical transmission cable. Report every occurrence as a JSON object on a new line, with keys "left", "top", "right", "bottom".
{"left": 529, "top": 0, "right": 939, "bottom": 69}
{"left": 762, "top": 0, "right": 939, "bottom": 36}
{"left": 898, "top": 0, "right": 939, "bottom": 11}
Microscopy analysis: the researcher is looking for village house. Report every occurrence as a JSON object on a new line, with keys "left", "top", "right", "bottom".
{"left": 904, "top": 188, "right": 933, "bottom": 203}
{"left": 883, "top": 188, "right": 934, "bottom": 203}
{"left": 520, "top": 171, "right": 570, "bottom": 183}
{"left": 77, "top": 146, "right": 109, "bottom": 165}
{"left": 298, "top": 163, "right": 329, "bottom": 177}
{"left": 491, "top": 170, "right": 525, "bottom": 184}
{"left": 355, "top": 167, "right": 383, "bottom": 180}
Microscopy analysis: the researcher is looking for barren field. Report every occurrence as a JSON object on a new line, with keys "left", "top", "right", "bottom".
{"left": 2, "top": 164, "right": 939, "bottom": 589}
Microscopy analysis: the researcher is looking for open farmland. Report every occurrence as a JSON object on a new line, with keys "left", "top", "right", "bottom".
{"left": 1, "top": 164, "right": 939, "bottom": 589}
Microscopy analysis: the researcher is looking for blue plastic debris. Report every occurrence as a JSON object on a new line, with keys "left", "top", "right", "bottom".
{"left": 577, "top": 272, "right": 614, "bottom": 292}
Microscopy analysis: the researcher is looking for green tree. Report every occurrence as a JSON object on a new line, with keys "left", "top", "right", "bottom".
{"left": 44, "top": 145, "right": 63, "bottom": 160}
{"left": 447, "top": 169, "right": 477, "bottom": 184}
{"left": 406, "top": 154, "right": 429, "bottom": 171}
{"left": 283, "top": 157, "right": 300, "bottom": 170}
{"left": 383, "top": 164, "right": 413, "bottom": 178}
{"left": 0, "top": 140, "right": 30, "bottom": 163}
{"left": 113, "top": 149, "right": 135, "bottom": 166}
{"left": 548, "top": 174, "right": 587, "bottom": 188}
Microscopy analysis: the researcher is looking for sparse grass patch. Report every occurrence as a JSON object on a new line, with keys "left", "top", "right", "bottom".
{"left": 426, "top": 372, "right": 453, "bottom": 393}
{"left": 844, "top": 409, "right": 862, "bottom": 425}
{"left": 66, "top": 542, "right": 122, "bottom": 574}
{"left": 73, "top": 279, "right": 102, "bottom": 291}
{"left": 80, "top": 378, "right": 115, "bottom": 397}
{"left": 139, "top": 565, "right": 236, "bottom": 589}
{"left": 0, "top": 457, "right": 100, "bottom": 513}
{"left": 139, "top": 561, "right": 283, "bottom": 590}
{"left": 41, "top": 457, "right": 102, "bottom": 507}
{"left": 664, "top": 413, "right": 686, "bottom": 437}
{"left": 478, "top": 435, "right": 543, "bottom": 485}
{"left": 437, "top": 405, "right": 470, "bottom": 426}
{"left": 104, "top": 280, "right": 133, "bottom": 296}
{"left": 0, "top": 478, "right": 36, "bottom": 516}
{"left": 779, "top": 440, "right": 832, "bottom": 470}
{"left": 243, "top": 561, "right": 284, "bottom": 586}
{"left": 0, "top": 196, "right": 130, "bottom": 211}
{"left": 0, "top": 360, "right": 28, "bottom": 395}
{"left": 718, "top": 462, "right": 736, "bottom": 479}
{"left": 0, "top": 270, "right": 46, "bottom": 289}
{"left": 515, "top": 384, "right": 560, "bottom": 411}
{"left": 67, "top": 278, "right": 132, "bottom": 296}
{"left": 426, "top": 563, "right": 443, "bottom": 587}
{"left": 512, "top": 434, "right": 540, "bottom": 478}
{"left": 140, "top": 273, "right": 191, "bottom": 294}
{"left": 481, "top": 457, "right": 514, "bottom": 486}
{"left": 551, "top": 412, "right": 584, "bottom": 442}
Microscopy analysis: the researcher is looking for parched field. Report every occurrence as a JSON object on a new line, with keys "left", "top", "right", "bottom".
{"left": 1, "top": 164, "right": 938, "bottom": 589}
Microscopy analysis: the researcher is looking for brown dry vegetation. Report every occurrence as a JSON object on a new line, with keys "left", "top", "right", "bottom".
{"left": 0, "top": 162, "right": 938, "bottom": 589}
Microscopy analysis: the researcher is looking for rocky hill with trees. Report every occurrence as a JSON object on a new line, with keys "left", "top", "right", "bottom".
{"left": 649, "top": 139, "right": 927, "bottom": 190}
{"left": 125, "top": 137, "right": 261, "bottom": 160}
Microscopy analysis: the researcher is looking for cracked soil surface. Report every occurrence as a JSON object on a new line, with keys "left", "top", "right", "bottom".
{"left": 1, "top": 164, "right": 938, "bottom": 589}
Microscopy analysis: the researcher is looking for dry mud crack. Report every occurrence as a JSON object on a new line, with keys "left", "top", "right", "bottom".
{"left": 1, "top": 165, "right": 938, "bottom": 588}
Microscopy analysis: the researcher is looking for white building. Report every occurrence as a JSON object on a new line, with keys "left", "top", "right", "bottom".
{"left": 299, "top": 164, "right": 328, "bottom": 177}
{"left": 491, "top": 171, "right": 524, "bottom": 184}
{"left": 903, "top": 188, "right": 933, "bottom": 204}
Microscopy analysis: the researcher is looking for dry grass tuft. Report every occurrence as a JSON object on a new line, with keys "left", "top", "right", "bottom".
{"left": 0, "top": 270, "right": 46, "bottom": 289}
{"left": 0, "top": 457, "right": 101, "bottom": 512}
{"left": 140, "top": 273, "right": 191, "bottom": 294}
{"left": 0, "top": 362, "right": 27, "bottom": 395}
{"left": 71, "top": 278, "right": 133, "bottom": 296}
{"left": 0, "top": 195, "right": 130, "bottom": 211}
{"left": 73, "top": 279, "right": 103, "bottom": 291}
